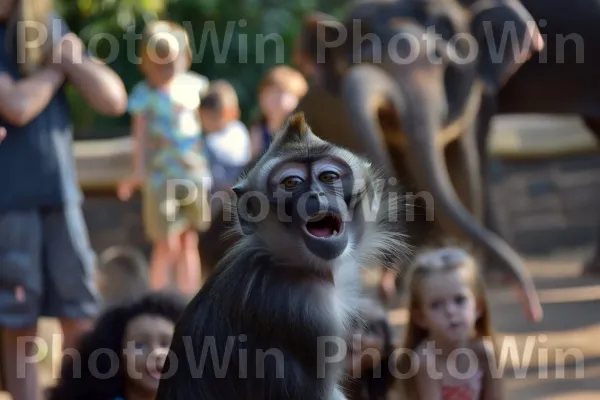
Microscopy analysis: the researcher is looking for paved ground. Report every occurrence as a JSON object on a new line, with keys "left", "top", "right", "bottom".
{"left": 488, "top": 256, "right": 600, "bottom": 399}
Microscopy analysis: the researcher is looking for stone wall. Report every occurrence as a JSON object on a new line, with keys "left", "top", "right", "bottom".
{"left": 489, "top": 153, "right": 600, "bottom": 255}
{"left": 81, "top": 191, "right": 151, "bottom": 258}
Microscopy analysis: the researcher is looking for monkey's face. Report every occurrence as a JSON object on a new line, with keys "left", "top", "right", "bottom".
{"left": 264, "top": 156, "right": 354, "bottom": 262}
{"left": 232, "top": 113, "right": 379, "bottom": 270}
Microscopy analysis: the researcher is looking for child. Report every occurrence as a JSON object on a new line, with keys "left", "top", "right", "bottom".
{"left": 248, "top": 65, "right": 308, "bottom": 159}
{"left": 344, "top": 300, "right": 396, "bottom": 400}
{"left": 117, "top": 21, "right": 211, "bottom": 296}
{"left": 396, "top": 247, "right": 503, "bottom": 400}
{"left": 199, "top": 79, "right": 251, "bottom": 193}
{"left": 47, "top": 290, "right": 188, "bottom": 400}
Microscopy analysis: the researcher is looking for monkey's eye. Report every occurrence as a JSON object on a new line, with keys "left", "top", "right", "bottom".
{"left": 280, "top": 176, "right": 304, "bottom": 189}
{"left": 319, "top": 171, "right": 340, "bottom": 183}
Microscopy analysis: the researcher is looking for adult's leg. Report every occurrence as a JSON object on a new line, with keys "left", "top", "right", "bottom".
{"left": 0, "top": 210, "right": 44, "bottom": 400}
{"left": 41, "top": 204, "right": 98, "bottom": 362}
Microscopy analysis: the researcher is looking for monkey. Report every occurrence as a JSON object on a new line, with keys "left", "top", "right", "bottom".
{"left": 154, "top": 112, "right": 409, "bottom": 400}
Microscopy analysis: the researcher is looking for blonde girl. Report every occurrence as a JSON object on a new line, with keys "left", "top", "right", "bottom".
{"left": 395, "top": 247, "right": 503, "bottom": 400}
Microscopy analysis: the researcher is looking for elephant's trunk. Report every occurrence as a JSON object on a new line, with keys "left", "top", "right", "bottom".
{"left": 343, "top": 64, "right": 542, "bottom": 322}
{"left": 341, "top": 65, "right": 397, "bottom": 178}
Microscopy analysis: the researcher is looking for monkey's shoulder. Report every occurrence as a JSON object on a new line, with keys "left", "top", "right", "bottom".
{"left": 160, "top": 293, "right": 335, "bottom": 399}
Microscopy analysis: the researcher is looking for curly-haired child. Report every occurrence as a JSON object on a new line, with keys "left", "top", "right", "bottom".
{"left": 47, "top": 290, "right": 188, "bottom": 400}
{"left": 344, "top": 300, "right": 396, "bottom": 400}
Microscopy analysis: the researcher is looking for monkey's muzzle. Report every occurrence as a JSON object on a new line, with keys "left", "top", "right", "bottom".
{"left": 299, "top": 207, "right": 348, "bottom": 261}
{"left": 303, "top": 212, "right": 344, "bottom": 238}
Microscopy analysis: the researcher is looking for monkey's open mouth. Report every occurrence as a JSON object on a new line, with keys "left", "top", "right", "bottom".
{"left": 304, "top": 213, "right": 343, "bottom": 238}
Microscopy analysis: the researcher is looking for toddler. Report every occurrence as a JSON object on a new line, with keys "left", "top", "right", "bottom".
{"left": 345, "top": 300, "right": 396, "bottom": 400}
{"left": 395, "top": 247, "right": 503, "bottom": 400}
{"left": 47, "top": 290, "right": 188, "bottom": 400}
{"left": 118, "top": 21, "right": 211, "bottom": 296}
{"left": 249, "top": 65, "right": 308, "bottom": 159}
{"left": 199, "top": 79, "right": 251, "bottom": 193}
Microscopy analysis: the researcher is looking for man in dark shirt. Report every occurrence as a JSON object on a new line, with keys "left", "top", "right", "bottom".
{"left": 0, "top": 8, "right": 127, "bottom": 400}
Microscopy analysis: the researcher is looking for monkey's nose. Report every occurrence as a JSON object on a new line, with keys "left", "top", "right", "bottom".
{"left": 303, "top": 194, "right": 327, "bottom": 218}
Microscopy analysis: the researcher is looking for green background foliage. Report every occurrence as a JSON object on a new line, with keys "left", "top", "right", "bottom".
{"left": 55, "top": 0, "right": 349, "bottom": 140}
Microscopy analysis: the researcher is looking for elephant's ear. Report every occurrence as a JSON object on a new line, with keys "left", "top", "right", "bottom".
{"left": 470, "top": 0, "right": 544, "bottom": 92}
{"left": 292, "top": 12, "right": 347, "bottom": 84}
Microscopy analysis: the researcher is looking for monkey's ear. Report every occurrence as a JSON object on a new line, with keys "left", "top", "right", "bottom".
{"left": 231, "top": 181, "right": 255, "bottom": 235}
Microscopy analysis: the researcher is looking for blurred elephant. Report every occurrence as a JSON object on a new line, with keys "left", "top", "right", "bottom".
{"left": 293, "top": 0, "right": 544, "bottom": 321}
{"left": 475, "top": 0, "right": 600, "bottom": 275}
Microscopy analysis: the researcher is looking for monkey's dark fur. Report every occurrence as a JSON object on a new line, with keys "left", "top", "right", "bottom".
{"left": 155, "top": 113, "right": 409, "bottom": 400}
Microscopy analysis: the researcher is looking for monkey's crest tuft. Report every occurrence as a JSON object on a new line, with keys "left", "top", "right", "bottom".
{"left": 279, "top": 112, "right": 310, "bottom": 141}
{"left": 288, "top": 112, "right": 307, "bottom": 132}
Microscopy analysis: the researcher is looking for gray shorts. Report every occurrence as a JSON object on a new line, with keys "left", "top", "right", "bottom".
{"left": 0, "top": 204, "right": 99, "bottom": 329}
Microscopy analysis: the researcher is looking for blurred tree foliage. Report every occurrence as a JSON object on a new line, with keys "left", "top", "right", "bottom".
{"left": 55, "top": 0, "right": 349, "bottom": 139}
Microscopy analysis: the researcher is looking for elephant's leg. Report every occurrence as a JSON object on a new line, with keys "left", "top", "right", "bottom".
{"left": 446, "top": 130, "right": 484, "bottom": 222}
{"left": 444, "top": 127, "right": 484, "bottom": 252}
{"left": 474, "top": 96, "right": 511, "bottom": 280}
{"left": 447, "top": 121, "right": 511, "bottom": 284}
{"left": 476, "top": 95, "right": 503, "bottom": 236}
{"left": 582, "top": 116, "right": 600, "bottom": 275}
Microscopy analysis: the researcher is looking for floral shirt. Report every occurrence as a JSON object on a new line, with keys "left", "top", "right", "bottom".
{"left": 128, "top": 72, "right": 211, "bottom": 188}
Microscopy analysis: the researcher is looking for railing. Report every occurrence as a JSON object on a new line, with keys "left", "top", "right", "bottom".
{"left": 488, "top": 114, "right": 598, "bottom": 160}
{"left": 73, "top": 114, "right": 599, "bottom": 189}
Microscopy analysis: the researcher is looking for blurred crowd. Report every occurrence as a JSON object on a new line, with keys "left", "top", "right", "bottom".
{"left": 0, "top": 6, "right": 512, "bottom": 400}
